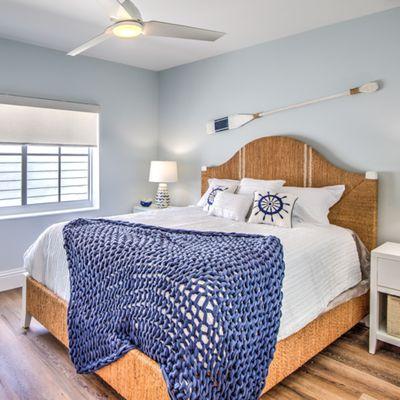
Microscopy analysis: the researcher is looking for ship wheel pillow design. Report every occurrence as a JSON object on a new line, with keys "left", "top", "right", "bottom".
{"left": 248, "top": 191, "right": 298, "bottom": 228}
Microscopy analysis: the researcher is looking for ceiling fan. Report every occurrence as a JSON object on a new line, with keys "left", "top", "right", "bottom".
{"left": 68, "top": 0, "right": 225, "bottom": 56}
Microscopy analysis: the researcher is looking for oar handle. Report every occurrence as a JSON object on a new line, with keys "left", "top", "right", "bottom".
{"left": 259, "top": 92, "right": 346, "bottom": 118}
{"left": 351, "top": 81, "right": 379, "bottom": 94}
{"left": 258, "top": 81, "right": 379, "bottom": 118}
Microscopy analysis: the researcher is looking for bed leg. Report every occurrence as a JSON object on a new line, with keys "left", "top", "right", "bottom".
{"left": 21, "top": 272, "right": 32, "bottom": 330}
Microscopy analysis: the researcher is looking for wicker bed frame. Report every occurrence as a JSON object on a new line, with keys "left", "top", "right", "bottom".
{"left": 22, "top": 136, "right": 377, "bottom": 400}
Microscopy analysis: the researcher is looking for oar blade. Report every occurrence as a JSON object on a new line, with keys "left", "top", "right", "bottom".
{"left": 207, "top": 114, "right": 255, "bottom": 134}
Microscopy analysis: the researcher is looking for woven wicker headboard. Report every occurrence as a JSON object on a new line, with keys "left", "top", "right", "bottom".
{"left": 201, "top": 136, "right": 378, "bottom": 251}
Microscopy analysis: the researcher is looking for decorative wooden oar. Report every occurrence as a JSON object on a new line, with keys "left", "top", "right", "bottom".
{"left": 206, "top": 81, "right": 379, "bottom": 135}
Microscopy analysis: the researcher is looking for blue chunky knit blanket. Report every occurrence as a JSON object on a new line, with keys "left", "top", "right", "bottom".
{"left": 63, "top": 218, "right": 285, "bottom": 400}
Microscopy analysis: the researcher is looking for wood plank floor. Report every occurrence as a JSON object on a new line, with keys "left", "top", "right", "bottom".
{"left": 1, "top": 289, "right": 400, "bottom": 400}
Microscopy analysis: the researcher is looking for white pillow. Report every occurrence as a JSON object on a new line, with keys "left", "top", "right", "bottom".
{"left": 208, "top": 178, "right": 239, "bottom": 187}
{"left": 208, "top": 192, "right": 253, "bottom": 222}
{"left": 248, "top": 191, "right": 298, "bottom": 228}
{"left": 282, "top": 185, "right": 345, "bottom": 225}
{"left": 198, "top": 179, "right": 238, "bottom": 208}
{"left": 237, "top": 178, "right": 286, "bottom": 195}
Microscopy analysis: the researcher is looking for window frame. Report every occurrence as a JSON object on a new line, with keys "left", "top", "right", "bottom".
{"left": 0, "top": 144, "right": 97, "bottom": 219}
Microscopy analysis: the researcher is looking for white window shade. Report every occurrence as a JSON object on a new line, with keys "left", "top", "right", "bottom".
{"left": 0, "top": 94, "right": 99, "bottom": 146}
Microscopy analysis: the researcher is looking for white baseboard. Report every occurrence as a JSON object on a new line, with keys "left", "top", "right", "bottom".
{"left": 0, "top": 268, "right": 25, "bottom": 292}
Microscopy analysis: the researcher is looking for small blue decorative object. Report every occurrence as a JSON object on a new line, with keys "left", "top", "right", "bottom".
{"left": 140, "top": 199, "right": 153, "bottom": 207}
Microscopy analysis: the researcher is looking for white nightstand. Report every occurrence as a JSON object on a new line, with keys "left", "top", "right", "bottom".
{"left": 369, "top": 242, "right": 400, "bottom": 354}
{"left": 132, "top": 205, "right": 158, "bottom": 213}
{"left": 132, "top": 205, "right": 186, "bottom": 213}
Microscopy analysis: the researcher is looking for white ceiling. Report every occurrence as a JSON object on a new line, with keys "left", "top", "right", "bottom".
{"left": 0, "top": 0, "right": 399, "bottom": 71}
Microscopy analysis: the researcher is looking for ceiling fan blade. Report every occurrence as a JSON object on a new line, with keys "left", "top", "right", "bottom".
{"left": 143, "top": 21, "right": 225, "bottom": 41}
{"left": 116, "top": 0, "right": 142, "bottom": 20}
{"left": 68, "top": 30, "right": 112, "bottom": 56}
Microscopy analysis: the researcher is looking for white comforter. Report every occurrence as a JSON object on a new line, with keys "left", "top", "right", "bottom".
{"left": 24, "top": 206, "right": 361, "bottom": 340}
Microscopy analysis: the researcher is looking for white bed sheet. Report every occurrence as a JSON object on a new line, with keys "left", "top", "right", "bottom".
{"left": 24, "top": 206, "right": 362, "bottom": 341}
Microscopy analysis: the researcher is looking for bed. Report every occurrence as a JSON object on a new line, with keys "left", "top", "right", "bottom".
{"left": 22, "top": 136, "right": 378, "bottom": 400}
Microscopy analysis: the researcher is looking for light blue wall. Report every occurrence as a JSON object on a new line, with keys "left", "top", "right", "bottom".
{"left": 1, "top": 8, "right": 399, "bottom": 273}
{"left": 0, "top": 38, "right": 159, "bottom": 271}
{"left": 159, "top": 8, "right": 400, "bottom": 244}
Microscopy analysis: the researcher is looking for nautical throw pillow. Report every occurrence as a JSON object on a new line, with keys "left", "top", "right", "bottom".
{"left": 248, "top": 191, "right": 298, "bottom": 228}
{"left": 197, "top": 180, "right": 238, "bottom": 208}
{"left": 202, "top": 185, "right": 236, "bottom": 211}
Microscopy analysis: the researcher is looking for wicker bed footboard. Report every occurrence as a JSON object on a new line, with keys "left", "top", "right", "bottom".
{"left": 24, "top": 276, "right": 368, "bottom": 400}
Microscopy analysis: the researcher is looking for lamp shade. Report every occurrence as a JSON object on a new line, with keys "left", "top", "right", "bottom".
{"left": 149, "top": 161, "right": 178, "bottom": 183}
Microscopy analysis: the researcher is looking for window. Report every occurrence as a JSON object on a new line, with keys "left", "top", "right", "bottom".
{"left": 0, "top": 94, "right": 99, "bottom": 218}
{"left": 0, "top": 144, "right": 22, "bottom": 208}
{"left": 0, "top": 144, "right": 94, "bottom": 216}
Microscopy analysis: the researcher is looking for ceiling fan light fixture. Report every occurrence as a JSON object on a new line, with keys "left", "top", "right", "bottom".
{"left": 112, "top": 21, "right": 143, "bottom": 38}
{"left": 67, "top": 0, "right": 225, "bottom": 57}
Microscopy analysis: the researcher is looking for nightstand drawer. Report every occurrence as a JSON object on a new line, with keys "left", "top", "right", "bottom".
{"left": 378, "top": 258, "right": 400, "bottom": 289}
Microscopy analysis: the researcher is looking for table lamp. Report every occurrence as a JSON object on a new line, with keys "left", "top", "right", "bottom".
{"left": 149, "top": 161, "right": 178, "bottom": 208}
